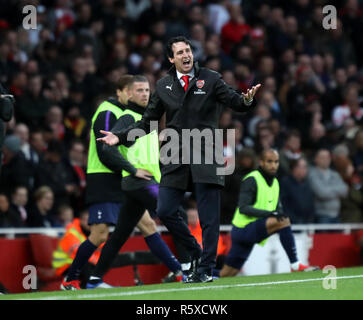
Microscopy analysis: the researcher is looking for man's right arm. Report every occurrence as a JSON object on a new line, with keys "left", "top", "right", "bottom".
{"left": 238, "top": 177, "right": 273, "bottom": 218}
{"left": 113, "top": 91, "right": 165, "bottom": 145}
{"left": 93, "top": 111, "right": 136, "bottom": 174}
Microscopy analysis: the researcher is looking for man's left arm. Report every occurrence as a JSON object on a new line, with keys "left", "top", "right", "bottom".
{"left": 214, "top": 77, "right": 260, "bottom": 113}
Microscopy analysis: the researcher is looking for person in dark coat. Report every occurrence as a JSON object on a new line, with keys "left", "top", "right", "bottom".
{"left": 0, "top": 135, "right": 34, "bottom": 194}
{"left": 97, "top": 36, "right": 260, "bottom": 283}
{"left": 0, "top": 193, "right": 23, "bottom": 228}
{"left": 0, "top": 83, "right": 14, "bottom": 175}
{"left": 26, "top": 186, "right": 55, "bottom": 228}
{"left": 280, "top": 158, "right": 315, "bottom": 224}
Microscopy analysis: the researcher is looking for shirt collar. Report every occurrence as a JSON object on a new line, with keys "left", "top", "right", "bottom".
{"left": 176, "top": 68, "right": 195, "bottom": 81}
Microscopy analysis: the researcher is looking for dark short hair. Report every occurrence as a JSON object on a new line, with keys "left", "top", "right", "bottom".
{"left": 116, "top": 74, "right": 134, "bottom": 91}
{"left": 165, "top": 36, "right": 192, "bottom": 58}
{"left": 260, "top": 148, "right": 279, "bottom": 160}
{"left": 289, "top": 157, "right": 305, "bottom": 171}
{"left": 132, "top": 75, "right": 148, "bottom": 84}
{"left": 47, "top": 139, "right": 64, "bottom": 155}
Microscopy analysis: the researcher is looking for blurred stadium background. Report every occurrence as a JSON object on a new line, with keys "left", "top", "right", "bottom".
{"left": 0, "top": 0, "right": 363, "bottom": 295}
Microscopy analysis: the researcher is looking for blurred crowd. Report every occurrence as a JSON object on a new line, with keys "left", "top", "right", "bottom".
{"left": 0, "top": 0, "right": 363, "bottom": 229}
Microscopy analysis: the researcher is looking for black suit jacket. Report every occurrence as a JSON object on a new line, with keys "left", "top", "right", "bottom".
{"left": 114, "top": 63, "right": 256, "bottom": 189}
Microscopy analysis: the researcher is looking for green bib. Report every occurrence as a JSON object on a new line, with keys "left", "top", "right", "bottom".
{"left": 87, "top": 101, "right": 126, "bottom": 174}
{"left": 231, "top": 170, "right": 279, "bottom": 246}
{"left": 121, "top": 109, "right": 161, "bottom": 183}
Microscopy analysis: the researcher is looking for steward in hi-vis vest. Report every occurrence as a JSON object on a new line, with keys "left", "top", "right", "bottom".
{"left": 53, "top": 218, "right": 102, "bottom": 276}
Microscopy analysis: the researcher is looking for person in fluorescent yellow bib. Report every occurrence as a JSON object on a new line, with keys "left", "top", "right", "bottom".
{"left": 218, "top": 149, "right": 319, "bottom": 277}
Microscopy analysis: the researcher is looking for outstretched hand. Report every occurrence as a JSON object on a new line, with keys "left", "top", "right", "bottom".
{"left": 242, "top": 83, "right": 262, "bottom": 101}
{"left": 97, "top": 130, "right": 120, "bottom": 146}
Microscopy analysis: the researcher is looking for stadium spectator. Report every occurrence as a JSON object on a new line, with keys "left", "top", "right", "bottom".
{"left": 333, "top": 154, "right": 363, "bottom": 223}
{"left": 332, "top": 83, "right": 363, "bottom": 127}
{"left": 44, "top": 105, "right": 65, "bottom": 141}
{"left": 352, "top": 130, "right": 363, "bottom": 180}
{"left": 280, "top": 158, "right": 315, "bottom": 224}
{"left": 321, "top": 68, "right": 348, "bottom": 122}
{"left": 0, "top": 192, "right": 23, "bottom": 228}
{"left": 34, "top": 139, "right": 80, "bottom": 208}
{"left": 10, "top": 185, "right": 29, "bottom": 226}
{"left": 0, "top": 135, "right": 33, "bottom": 194}
{"left": 53, "top": 204, "right": 74, "bottom": 228}
{"left": 16, "top": 74, "right": 50, "bottom": 128}
{"left": 14, "top": 123, "right": 38, "bottom": 165}
{"left": 0, "top": 83, "right": 14, "bottom": 174}
{"left": 308, "top": 149, "right": 348, "bottom": 223}
{"left": 220, "top": 3, "right": 251, "bottom": 54}
{"left": 67, "top": 139, "right": 86, "bottom": 212}
{"left": 278, "top": 130, "right": 303, "bottom": 177}
{"left": 26, "top": 186, "right": 55, "bottom": 228}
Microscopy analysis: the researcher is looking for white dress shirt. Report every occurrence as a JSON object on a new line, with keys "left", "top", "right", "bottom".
{"left": 176, "top": 69, "right": 195, "bottom": 88}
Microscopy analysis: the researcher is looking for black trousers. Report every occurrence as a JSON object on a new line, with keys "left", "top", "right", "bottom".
{"left": 93, "top": 184, "right": 200, "bottom": 278}
{"left": 157, "top": 183, "right": 220, "bottom": 274}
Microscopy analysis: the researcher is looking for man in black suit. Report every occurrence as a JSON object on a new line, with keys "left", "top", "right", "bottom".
{"left": 98, "top": 36, "right": 260, "bottom": 282}
{"left": 0, "top": 83, "right": 14, "bottom": 175}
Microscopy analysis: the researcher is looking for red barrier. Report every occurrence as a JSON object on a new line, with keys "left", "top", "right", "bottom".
{"left": 0, "top": 232, "right": 362, "bottom": 294}
{"left": 0, "top": 238, "right": 35, "bottom": 293}
{"left": 309, "top": 233, "right": 362, "bottom": 268}
{"left": 0, "top": 234, "right": 175, "bottom": 293}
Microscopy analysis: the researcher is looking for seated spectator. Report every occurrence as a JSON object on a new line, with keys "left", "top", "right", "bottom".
{"left": 220, "top": 3, "right": 251, "bottom": 54}
{"left": 10, "top": 185, "right": 29, "bottom": 225}
{"left": 34, "top": 139, "right": 80, "bottom": 208}
{"left": 0, "top": 192, "right": 24, "bottom": 228}
{"left": 67, "top": 139, "right": 86, "bottom": 212}
{"left": 332, "top": 84, "right": 363, "bottom": 127}
{"left": 0, "top": 135, "right": 34, "bottom": 194}
{"left": 44, "top": 105, "right": 65, "bottom": 141}
{"left": 333, "top": 155, "right": 363, "bottom": 223}
{"left": 286, "top": 65, "right": 321, "bottom": 132}
{"left": 53, "top": 204, "right": 74, "bottom": 228}
{"left": 254, "top": 124, "right": 276, "bottom": 154}
{"left": 63, "top": 105, "right": 88, "bottom": 146}
{"left": 351, "top": 130, "right": 363, "bottom": 180}
{"left": 278, "top": 130, "right": 303, "bottom": 177}
{"left": 16, "top": 74, "right": 50, "bottom": 127}
{"left": 308, "top": 149, "right": 348, "bottom": 223}
{"left": 280, "top": 158, "right": 315, "bottom": 224}
{"left": 27, "top": 186, "right": 55, "bottom": 228}
{"left": 14, "top": 123, "right": 40, "bottom": 166}
{"left": 14, "top": 123, "right": 40, "bottom": 189}
{"left": 29, "top": 129, "right": 46, "bottom": 156}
